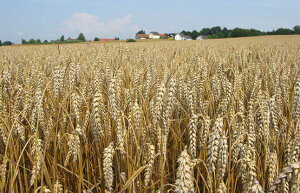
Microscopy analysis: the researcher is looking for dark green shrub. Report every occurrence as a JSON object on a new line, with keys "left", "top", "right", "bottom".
{"left": 126, "top": 39, "right": 136, "bottom": 42}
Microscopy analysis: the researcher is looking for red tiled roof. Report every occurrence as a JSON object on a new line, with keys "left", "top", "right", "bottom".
{"left": 136, "top": 34, "right": 149, "bottom": 38}
{"left": 99, "top": 39, "right": 114, "bottom": 42}
{"left": 160, "top": 34, "right": 167, "bottom": 38}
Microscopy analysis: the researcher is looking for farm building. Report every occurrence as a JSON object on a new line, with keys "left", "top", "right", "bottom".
{"left": 175, "top": 33, "right": 193, "bottom": 40}
{"left": 175, "top": 34, "right": 184, "bottom": 40}
{"left": 135, "top": 34, "right": 149, "bottom": 39}
{"left": 185, "top": 35, "right": 193, "bottom": 40}
{"left": 136, "top": 32, "right": 167, "bottom": 39}
{"left": 196, "top": 35, "right": 208, "bottom": 40}
{"left": 149, "top": 32, "right": 160, "bottom": 39}
{"left": 160, "top": 34, "right": 168, "bottom": 38}
{"left": 99, "top": 39, "right": 114, "bottom": 42}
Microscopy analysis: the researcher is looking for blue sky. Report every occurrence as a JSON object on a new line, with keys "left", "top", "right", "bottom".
{"left": 1, "top": 0, "right": 300, "bottom": 43}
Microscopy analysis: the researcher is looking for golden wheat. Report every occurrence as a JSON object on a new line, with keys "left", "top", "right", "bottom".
{"left": 0, "top": 35, "right": 299, "bottom": 192}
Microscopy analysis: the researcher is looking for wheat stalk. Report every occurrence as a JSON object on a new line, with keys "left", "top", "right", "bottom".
{"left": 103, "top": 142, "right": 115, "bottom": 193}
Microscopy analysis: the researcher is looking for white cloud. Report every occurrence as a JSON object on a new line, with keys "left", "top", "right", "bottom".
{"left": 61, "top": 13, "right": 140, "bottom": 39}
{"left": 17, "top": 31, "right": 25, "bottom": 36}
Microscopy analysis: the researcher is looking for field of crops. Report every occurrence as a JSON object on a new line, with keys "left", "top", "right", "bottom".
{"left": 0, "top": 35, "right": 299, "bottom": 193}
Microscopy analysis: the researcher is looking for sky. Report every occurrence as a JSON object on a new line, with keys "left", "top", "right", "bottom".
{"left": 0, "top": 0, "right": 300, "bottom": 43}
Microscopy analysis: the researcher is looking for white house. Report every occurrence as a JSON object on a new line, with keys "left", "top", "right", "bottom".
{"left": 175, "top": 33, "right": 185, "bottom": 40}
{"left": 196, "top": 35, "right": 208, "bottom": 40}
{"left": 149, "top": 32, "right": 160, "bottom": 39}
{"left": 175, "top": 33, "right": 193, "bottom": 40}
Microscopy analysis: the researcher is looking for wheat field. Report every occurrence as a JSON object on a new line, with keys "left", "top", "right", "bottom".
{"left": 0, "top": 35, "right": 299, "bottom": 193}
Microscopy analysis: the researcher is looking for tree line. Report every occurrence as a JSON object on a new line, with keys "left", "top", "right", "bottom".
{"left": 1, "top": 32, "right": 121, "bottom": 46}
{"left": 21, "top": 33, "right": 86, "bottom": 45}
{"left": 21, "top": 33, "right": 120, "bottom": 45}
{"left": 178, "top": 25, "right": 300, "bottom": 39}
{"left": 0, "top": 40, "right": 13, "bottom": 46}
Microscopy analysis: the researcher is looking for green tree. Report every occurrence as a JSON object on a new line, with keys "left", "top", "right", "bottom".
{"left": 114, "top": 37, "right": 119, "bottom": 40}
{"left": 0, "top": 40, "right": 2, "bottom": 46}
{"left": 215, "top": 31, "right": 224, "bottom": 38}
{"left": 3, "top": 41, "right": 12, "bottom": 45}
{"left": 186, "top": 31, "right": 192, "bottom": 36}
{"left": 28, "top": 39, "right": 36, "bottom": 44}
{"left": 231, "top": 28, "right": 243, "bottom": 37}
{"left": 181, "top": 30, "right": 188, "bottom": 35}
{"left": 43, "top": 40, "right": 48, "bottom": 43}
{"left": 274, "top": 28, "right": 294, "bottom": 35}
{"left": 230, "top": 28, "right": 262, "bottom": 37}
{"left": 211, "top": 26, "right": 222, "bottom": 35}
{"left": 137, "top": 30, "right": 146, "bottom": 34}
{"left": 22, "top": 39, "right": 27, "bottom": 44}
{"left": 200, "top": 28, "right": 211, "bottom": 35}
{"left": 191, "top": 30, "right": 199, "bottom": 40}
{"left": 249, "top": 29, "right": 262, "bottom": 36}
{"left": 77, "top": 33, "right": 86, "bottom": 41}
{"left": 222, "top": 27, "right": 229, "bottom": 37}
{"left": 60, "top": 35, "right": 65, "bottom": 41}
{"left": 293, "top": 25, "right": 300, "bottom": 34}
{"left": 207, "top": 35, "right": 212, "bottom": 39}
{"left": 126, "top": 39, "right": 136, "bottom": 42}
{"left": 37, "top": 39, "right": 41, "bottom": 43}
{"left": 266, "top": 30, "right": 275, "bottom": 35}
{"left": 94, "top": 37, "right": 99, "bottom": 41}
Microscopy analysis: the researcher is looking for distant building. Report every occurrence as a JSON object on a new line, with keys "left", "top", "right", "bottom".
{"left": 196, "top": 35, "right": 208, "bottom": 40}
{"left": 99, "top": 39, "right": 114, "bottom": 42}
{"left": 149, "top": 32, "right": 160, "bottom": 39}
{"left": 175, "top": 34, "right": 184, "bottom": 40}
{"left": 136, "top": 34, "right": 149, "bottom": 39}
{"left": 136, "top": 32, "right": 170, "bottom": 40}
{"left": 185, "top": 35, "right": 193, "bottom": 40}
{"left": 175, "top": 33, "right": 193, "bottom": 40}
{"left": 67, "top": 38, "right": 75, "bottom": 41}
{"left": 160, "top": 34, "right": 168, "bottom": 38}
